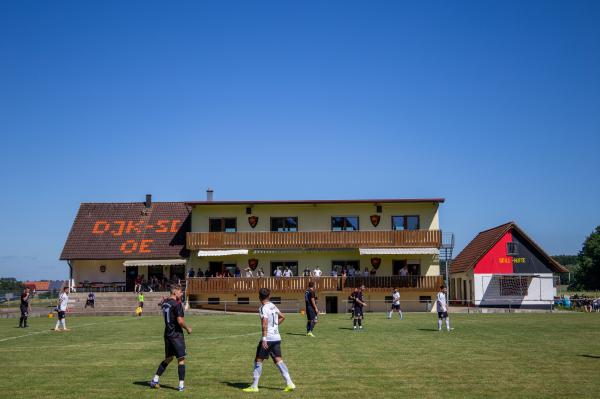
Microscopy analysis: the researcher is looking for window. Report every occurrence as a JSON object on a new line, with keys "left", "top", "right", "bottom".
{"left": 392, "top": 215, "right": 420, "bottom": 230}
{"left": 208, "top": 297, "right": 220, "bottom": 305}
{"left": 270, "top": 217, "right": 298, "bottom": 232}
{"left": 270, "top": 297, "right": 282, "bottom": 304}
{"left": 209, "top": 217, "right": 237, "bottom": 232}
{"left": 384, "top": 296, "right": 393, "bottom": 304}
{"left": 237, "top": 297, "right": 250, "bottom": 305}
{"left": 506, "top": 242, "right": 519, "bottom": 256}
{"left": 331, "top": 216, "right": 359, "bottom": 231}
{"left": 332, "top": 260, "right": 360, "bottom": 274}
{"left": 270, "top": 261, "right": 298, "bottom": 276}
{"left": 419, "top": 296, "right": 432, "bottom": 303}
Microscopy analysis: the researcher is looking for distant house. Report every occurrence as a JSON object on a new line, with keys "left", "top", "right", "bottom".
{"left": 24, "top": 280, "right": 66, "bottom": 293}
{"left": 450, "top": 222, "right": 567, "bottom": 308}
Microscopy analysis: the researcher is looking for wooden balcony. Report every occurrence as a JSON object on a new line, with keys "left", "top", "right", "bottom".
{"left": 186, "top": 275, "right": 443, "bottom": 295}
{"left": 187, "top": 229, "right": 441, "bottom": 250}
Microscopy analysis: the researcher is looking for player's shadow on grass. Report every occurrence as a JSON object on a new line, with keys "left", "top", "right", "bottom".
{"left": 285, "top": 332, "right": 308, "bottom": 336}
{"left": 133, "top": 381, "right": 178, "bottom": 391}
{"left": 580, "top": 354, "right": 600, "bottom": 359}
{"left": 417, "top": 328, "right": 439, "bottom": 332}
{"left": 338, "top": 327, "right": 355, "bottom": 330}
{"left": 221, "top": 381, "right": 280, "bottom": 390}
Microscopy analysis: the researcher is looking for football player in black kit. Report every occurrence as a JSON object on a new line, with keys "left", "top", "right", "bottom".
{"left": 150, "top": 284, "right": 192, "bottom": 391}
{"left": 19, "top": 287, "right": 31, "bottom": 328}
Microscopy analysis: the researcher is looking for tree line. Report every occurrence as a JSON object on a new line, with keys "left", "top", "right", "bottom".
{"left": 553, "top": 226, "right": 600, "bottom": 290}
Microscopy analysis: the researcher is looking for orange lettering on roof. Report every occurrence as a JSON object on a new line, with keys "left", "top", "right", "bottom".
{"left": 92, "top": 221, "right": 110, "bottom": 234}
{"left": 139, "top": 239, "right": 153, "bottom": 253}
{"left": 125, "top": 221, "right": 144, "bottom": 234}
{"left": 111, "top": 221, "right": 126, "bottom": 236}
{"left": 120, "top": 240, "right": 137, "bottom": 254}
{"left": 170, "top": 220, "right": 180, "bottom": 233}
{"left": 156, "top": 220, "right": 169, "bottom": 233}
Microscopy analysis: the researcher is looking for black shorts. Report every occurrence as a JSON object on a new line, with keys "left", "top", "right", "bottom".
{"left": 139, "top": 302, "right": 144, "bottom": 308}
{"left": 438, "top": 311, "right": 448, "bottom": 319}
{"left": 164, "top": 334, "right": 186, "bottom": 359}
{"left": 57, "top": 311, "right": 66, "bottom": 320}
{"left": 391, "top": 304, "right": 401, "bottom": 311}
{"left": 306, "top": 307, "right": 317, "bottom": 321}
{"left": 255, "top": 340, "right": 282, "bottom": 360}
{"left": 20, "top": 305, "right": 29, "bottom": 316}
{"left": 353, "top": 307, "right": 364, "bottom": 318}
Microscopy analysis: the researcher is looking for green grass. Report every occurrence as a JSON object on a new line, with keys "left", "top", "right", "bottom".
{"left": 1, "top": 313, "right": 599, "bottom": 398}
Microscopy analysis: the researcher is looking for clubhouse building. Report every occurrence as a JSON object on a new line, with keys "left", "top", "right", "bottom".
{"left": 449, "top": 222, "right": 567, "bottom": 308}
{"left": 61, "top": 193, "right": 446, "bottom": 312}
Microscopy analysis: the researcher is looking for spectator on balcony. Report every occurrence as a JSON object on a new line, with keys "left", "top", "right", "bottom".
{"left": 370, "top": 268, "right": 377, "bottom": 276}
{"left": 244, "top": 268, "right": 254, "bottom": 278}
{"left": 234, "top": 267, "right": 242, "bottom": 278}
{"left": 197, "top": 269, "right": 204, "bottom": 278}
{"left": 188, "top": 268, "right": 195, "bottom": 278}
{"left": 330, "top": 269, "right": 338, "bottom": 277}
{"left": 362, "top": 268, "right": 370, "bottom": 277}
{"left": 303, "top": 268, "right": 311, "bottom": 277}
{"left": 283, "top": 267, "right": 293, "bottom": 277}
{"left": 312, "top": 267, "right": 322, "bottom": 277}
{"left": 274, "top": 268, "right": 283, "bottom": 278}
{"left": 348, "top": 267, "right": 356, "bottom": 277}
{"left": 257, "top": 267, "right": 265, "bottom": 278}
{"left": 399, "top": 266, "right": 408, "bottom": 277}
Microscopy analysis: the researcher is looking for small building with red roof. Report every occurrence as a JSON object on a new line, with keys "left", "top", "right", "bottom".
{"left": 450, "top": 222, "right": 566, "bottom": 308}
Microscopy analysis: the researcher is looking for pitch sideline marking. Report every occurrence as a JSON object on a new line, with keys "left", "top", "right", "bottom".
{"left": 0, "top": 317, "right": 137, "bottom": 343}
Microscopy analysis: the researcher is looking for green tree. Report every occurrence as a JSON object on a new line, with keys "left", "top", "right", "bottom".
{"left": 571, "top": 226, "right": 600, "bottom": 290}
{"left": 0, "top": 278, "right": 25, "bottom": 293}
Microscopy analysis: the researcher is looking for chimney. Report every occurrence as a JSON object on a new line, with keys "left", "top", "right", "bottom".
{"left": 206, "top": 188, "right": 214, "bottom": 202}
{"left": 145, "top": 194, "right": 152, "bottom": 208}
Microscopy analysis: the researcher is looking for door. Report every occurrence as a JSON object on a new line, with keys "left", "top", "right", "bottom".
{"left": 125, "top": 266, "right": 138, "bottom": 292}
{"left": 325, "top": 296, "right": 338, "bottom": 314}
{"left": 209, "top": 262, "right": 223, "bottom": 277}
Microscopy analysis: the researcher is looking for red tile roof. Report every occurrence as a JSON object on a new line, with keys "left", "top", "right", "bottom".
{"left": 60, "top": 202, "right": 191, "bottom": 260}
{"left": 450, "top": 222, "right": 566, "bottom": 274}
{"left": 24, "top": 281, "right": 50, "bottom": 291}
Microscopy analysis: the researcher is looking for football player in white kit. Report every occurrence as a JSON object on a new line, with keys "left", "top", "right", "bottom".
{"left": 243, "top": 288, "right": 296, "bottom": 392}
{"left": 388, "top": 288, "right": 403, "bottom": 320}
{"left": 436, "top": 285, "right": 452, "bottom": 331}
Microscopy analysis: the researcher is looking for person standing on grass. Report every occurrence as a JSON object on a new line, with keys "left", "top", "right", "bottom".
{"left": 138, "top": 292, "right": 144, "bottom": 311}
{"left": 242, "top": 287, "right": 295, "bottom": 393}
{"left": 54, "top": 287, "right": 69, "bottom": 331}
{"left": 150, "top": 284, "right": 192, "bottom": 392}
{"left": 436, "top": 285, "right": 452, "bottom": 332}
{"left": 19, "top": 287, "right": 31, "bottom": 328}
{"left": 352, "top": 285, "right": 367, "bottom": 330}
{"left": 305, "top": 282, "right": 319, "bottom": 337}
{"left": 388, "top": 288, "right": 403, "bottom": 320}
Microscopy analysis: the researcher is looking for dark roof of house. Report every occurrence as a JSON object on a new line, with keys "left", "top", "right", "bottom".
{"left": 186, "top": 198, "right": 445, "bottom": 205}
{"left": 450, "top": 222, "right": 567, "bottom": 274}
{"left": 60, "top": 202, "right": 191, "bottom": 260}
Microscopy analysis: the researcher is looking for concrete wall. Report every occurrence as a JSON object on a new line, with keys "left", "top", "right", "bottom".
{"left": 191, "top": 202, "right": 440, "bottom": 232}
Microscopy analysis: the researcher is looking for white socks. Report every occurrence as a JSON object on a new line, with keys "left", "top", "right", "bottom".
{"left": 438, "top": 319, "right": 442, "bottom": 330}
{"left": 276, "top": 361, "right": 293, "bottom": 386}
{"left": 445, "top": 318, "right": 450, "bottom": 330}
{"left": 153, "top": 375, "right": 159, "bottom": 383}
{"left": 179, "top": 380, "right": 184, "bottom": 389}
{"left": 438, "top": 318, "right": 451, "bottom": 331}
{"left": 55, "top": 319, "right": 66, "bottom": 330}
{"left": 252, "top": 362, "right": 263, "bottom": 388}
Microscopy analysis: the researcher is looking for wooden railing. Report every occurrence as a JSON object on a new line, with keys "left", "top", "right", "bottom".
{"left": 187, "top": 230, "right": 441, "bottom": 250}
{"left": 186, "top": 276, "right": 443, "bottom": 295}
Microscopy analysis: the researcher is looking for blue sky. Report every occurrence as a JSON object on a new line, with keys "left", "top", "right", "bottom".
{"left": 1, "top": 1, "right": 599, "bottom": 281}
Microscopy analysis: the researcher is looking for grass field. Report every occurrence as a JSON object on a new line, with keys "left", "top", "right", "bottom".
{"left": 1, "top": 312, "right": 599, "bottom": 398}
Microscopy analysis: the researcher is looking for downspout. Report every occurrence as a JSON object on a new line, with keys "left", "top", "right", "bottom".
{"left": 67, "top": 260, "right": 73, "bottom": 292}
